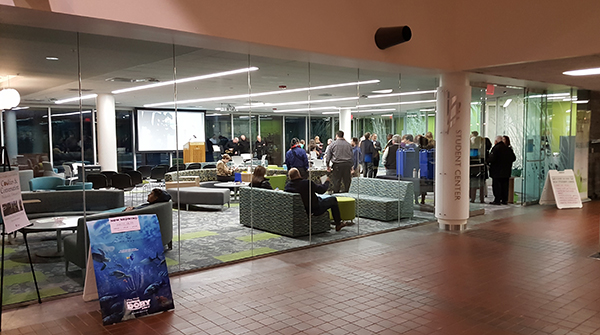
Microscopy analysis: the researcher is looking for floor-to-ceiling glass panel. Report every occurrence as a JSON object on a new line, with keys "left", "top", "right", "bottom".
{"left": 249, "top": 55, "right": 310, "bottom": 248}
{"left": 523, "top": 90, "right": 546, "bottom": 204}
{"left": 1, "top": 23, "right": 87, "bottom": 305}
{"left": 116, "top": 110, "right": 134, "bottom": 171}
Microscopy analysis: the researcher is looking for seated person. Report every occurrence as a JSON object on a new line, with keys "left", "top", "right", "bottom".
{"left": 284, "top": 168, "right": 346, "bottom": 231}
{"left": 250, "top": 165, "right": 272, "bottom": 189}
{"left": 124, "top": 188, "right": 171, "bottom": 211}
{"left": 217, "top": 154, "right": 235, "bottom": 182}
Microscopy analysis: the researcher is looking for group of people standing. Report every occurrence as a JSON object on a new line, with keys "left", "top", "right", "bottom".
{"left": 470, "top": 131, "right": 516, "bottom": 205}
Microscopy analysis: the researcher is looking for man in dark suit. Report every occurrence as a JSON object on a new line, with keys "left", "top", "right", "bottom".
{"left": 488, "top": 136, "right": 516, "bottom": 205}
{"left": 284, "top": 168, "right": 346, "bottom": 231}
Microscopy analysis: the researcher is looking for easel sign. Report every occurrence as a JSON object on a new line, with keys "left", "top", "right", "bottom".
{"left": 539, "top": 169, "right": 583, "bottom": 209}
{"left": 0, "top": 170, "right": 31, "bottom": 233}
{"left": 84, "top": 214, "right": 174, "bottom": 325}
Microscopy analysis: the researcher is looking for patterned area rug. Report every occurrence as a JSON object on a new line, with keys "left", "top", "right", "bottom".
{"left": 2, "top": 190, "right": 437, "bottom": 306}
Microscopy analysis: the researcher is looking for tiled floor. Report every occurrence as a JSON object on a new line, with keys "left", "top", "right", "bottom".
{"left": 2, "top": 202, "right": 600, "bottom": 334}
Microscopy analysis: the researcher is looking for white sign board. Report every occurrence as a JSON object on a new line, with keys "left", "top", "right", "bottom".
{"left": 0, "top": 170, "right": 31, "bottom": 233}
{"left": 539, "top": 169, "right": 583, "bottom": 209}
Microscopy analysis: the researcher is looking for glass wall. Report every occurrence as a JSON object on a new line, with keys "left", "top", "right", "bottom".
{"left": 7, "top": 20, "right": 556, "bottom": 308}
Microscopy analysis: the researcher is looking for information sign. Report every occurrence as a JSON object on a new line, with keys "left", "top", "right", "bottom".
{"left": 539, "top": 169, "right": 583, "bottom": 209}
{"left": 86, "top": 214, "right": 174, "bottom": 325}
{"left": 0, "top": 170, "right": 31, "bottom": 233}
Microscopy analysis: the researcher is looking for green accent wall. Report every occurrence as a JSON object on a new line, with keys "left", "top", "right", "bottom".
{"left": 428, "top": 116, "right": 435, "bottom": 137}
{"left": 548, "top": 101, "right": 574, "bottom": 151}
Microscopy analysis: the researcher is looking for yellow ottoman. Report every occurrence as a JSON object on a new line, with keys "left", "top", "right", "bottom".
{"left": 329, "top": 196, "right": 356, "bottom": 223}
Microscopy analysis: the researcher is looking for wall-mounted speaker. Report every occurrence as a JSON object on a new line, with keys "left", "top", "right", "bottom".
{"left": 374, "top": 26, "right": 412, "bottom": 50}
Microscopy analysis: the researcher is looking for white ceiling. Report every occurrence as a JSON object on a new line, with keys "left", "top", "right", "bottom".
{"left": 1, "top": 22, "right": 593, "bottom": 119}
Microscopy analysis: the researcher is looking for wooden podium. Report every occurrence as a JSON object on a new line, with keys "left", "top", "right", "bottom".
{"left": 183, "top": 141, "right": 206, "bottom": 163}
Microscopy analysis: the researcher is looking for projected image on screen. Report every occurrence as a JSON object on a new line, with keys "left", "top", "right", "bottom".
{"left": 137, "top": 110, "right": 205, "bottom": 151}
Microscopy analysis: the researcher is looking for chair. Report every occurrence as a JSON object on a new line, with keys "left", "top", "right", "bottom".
{"left": 101, "top": 171, "right": 117, "bottom": 187}
{"left": 42, "top": 161, "right": 59, "bottom": 176}
{"left": 231, "top": 156, "right": 244, "bottom": 167}
{"left": 62, "top": 164, "right": 78, "bottom": 185}
{"left": 86, "top": 173, "right": 108, "bottom": 189}
{"left": 125, "top": 170, "right": 146, "bottom": 203}
{"left": 111, "top": 173, "right": 134, "bottom": 205}
{"left": 137, "top": 165, "right": 152, "bottom": 179}
{"left": 186, "top": 163, "right": 202, "bottom": 170}
{"left": 202, "top": 164, "right": 216, "bottom": 169}
{"left": 261, "top": 154, "right": 268, "bottom": 166}
{"left": 241, "top": 153, "right": 253, "bottom": 162}
{"left": 150, "top": 166, "right": 167, "bottom": 184}
{"left": 168, "top": 164, "right": 186, "bottom": 172}
{"left": 29, "top": 176, "right": 65, "bottom": 191}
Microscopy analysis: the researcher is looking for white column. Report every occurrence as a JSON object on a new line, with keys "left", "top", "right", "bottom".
{"left": 96, "top": 94, "right": 118, "bottom": 171}
{"left": 5, "top": 110, "right": 18, "bottom": 162}
{"left": 435, "top": 73, "right": 471, "bottom": 231}
{"left": 339, "top": 108, "right": 352, "bottom": 141}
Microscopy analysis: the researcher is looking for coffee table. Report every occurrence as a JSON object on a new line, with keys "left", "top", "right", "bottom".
{"left": 215, "top": 181, "right": 249, "bottom": 200}
{"left": 22, "top": 216, "right": 79, "bottom": 258}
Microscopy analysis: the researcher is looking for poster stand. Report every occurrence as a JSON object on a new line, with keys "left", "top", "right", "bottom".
{"left": 0, "top": 147, "right": 41, "bottom": 332}
{"left": 539, "top": 169, "right": 583, "bottom": 209}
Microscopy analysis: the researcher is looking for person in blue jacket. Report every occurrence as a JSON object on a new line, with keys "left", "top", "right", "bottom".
{"left": 285, "top": 138, "right": 309, "bottom": 179}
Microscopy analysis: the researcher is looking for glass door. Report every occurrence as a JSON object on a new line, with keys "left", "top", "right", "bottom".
{"left": 522, "top": 91, "right": 547, "bottom": 204}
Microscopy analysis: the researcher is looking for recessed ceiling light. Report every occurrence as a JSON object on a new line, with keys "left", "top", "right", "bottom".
{"left": 143, "top": 79, "right": 380, "bottom": 108}
{"left": 367, "top": 89, "right": 436, "bottom": 99}
{"left": 563, "top": 67, "right": 600, "bottom": 76}
{"left": 54, "top": 94, "right": 98, "bottom": 104}
{"left": 371, "top": 89, "right": 393, "bottom": 94}
{"left": 111, "top": 67, "right": 259, "bottom": 94}
{"left": 574, "top": 100, "right": 589, "bottom": 104}
{"left": 46, "top": 56, "right": 59, "bottom": 61}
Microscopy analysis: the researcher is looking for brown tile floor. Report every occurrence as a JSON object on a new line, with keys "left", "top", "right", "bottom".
{"left": 2, "top": 202, "right": 600, "bottom": 334}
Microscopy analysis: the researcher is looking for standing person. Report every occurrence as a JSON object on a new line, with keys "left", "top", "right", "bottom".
{"left": 351, "top": 137, "right": 362, "bottom": 177}
{"left": 360, "top": 132, "right": 375, "bottom": 178}
{"left": 205, "top": 137, "right": 214, "bottom": 162}
{"left": 385, "top": 134, "right": 393, "bottom": 149}
{"left": 372, "top": 134, "right": 382, "bottom": 177}
{"left": 314, "top": 135, "right": 324, "bottom": 156}
{"left": 216, "top": 154, "right": 235, "bottom": 182}
{"left": 382, "top": 134, "right": 401, "bottom": 176}
{"left": 285, "top": 138, "right": 309, "bottom": 179}
{"left": 225, "top": 137, "right": 240, "bottom": 156}
{"left": 326, "top": 130, "right": 354, "bottom": 193}
{"left": 425, "top": 132, "right": 435, "bottom": 148}
{"left": 255, "top": 135, "right": 266, "bottom": 159}
{"left": 488, "top": 136, "right": 516, "bottom": 205}
{"left": 238, "top": 135, "right": 250, "bottom": 154}
{"left": 284, "top": 168, "right": 346, "bottom": 232}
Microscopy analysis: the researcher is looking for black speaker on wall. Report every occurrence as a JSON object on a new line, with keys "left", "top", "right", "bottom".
{"left": 374, "top": 26, "right": 412, "bottom": 50}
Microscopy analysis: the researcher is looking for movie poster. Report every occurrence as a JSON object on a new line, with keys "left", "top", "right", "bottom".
{"left": 0, "top": 170, "right": 31, "bottom": 233}
{"left": 86, "top": 214, "right": 174, "bottom": 325}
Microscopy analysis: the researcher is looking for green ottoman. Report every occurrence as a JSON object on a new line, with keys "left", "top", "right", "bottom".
{"left": 266, "top": 174, "right": 287, "bottom": 190}
{"left": 329, "top": 196, "right": 356, "bottom": 223}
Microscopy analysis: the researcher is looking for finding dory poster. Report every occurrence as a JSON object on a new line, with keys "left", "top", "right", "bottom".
{"left": 86, "top": 214, "right": 174, "bottom": 325}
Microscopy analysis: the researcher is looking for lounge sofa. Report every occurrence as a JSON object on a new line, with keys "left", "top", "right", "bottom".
{"left": 336, "top": 177, "right": 414, "bottom": 221}
{"left": 239, "top": 187, "right": 330, "bottom": 237}
{"left": 63, "top": 201, "right": 173, "bottom": 277}
{"left": 22, "top": 189, "right": 125, "bottom": 219}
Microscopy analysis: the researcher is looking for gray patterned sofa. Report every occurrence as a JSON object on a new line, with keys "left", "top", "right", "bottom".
{"left": 336, "top": 177, "right": 414, "bottom": 221}
{"left": 165, "top": 168, "right": 288, "bottom": 183}
{"left": 238, "top": 187, "right": 331, "bottom": 237}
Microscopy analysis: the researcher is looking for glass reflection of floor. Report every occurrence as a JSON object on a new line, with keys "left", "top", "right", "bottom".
{"left": 4, "top": 186, "right": 512, "bottom": 306}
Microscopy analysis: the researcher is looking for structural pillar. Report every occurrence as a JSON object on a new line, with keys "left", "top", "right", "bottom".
{"left": 5, "top": 110, "right": 18, "bottom": 162}
{"left": 339, "top": 108, "right": 352, "bottom": 141}
{"left": 96, "top": 94, "right": 118, "bottom": 171}
{"left": 435, "top": 73, "right": 471, "bottom": 231}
